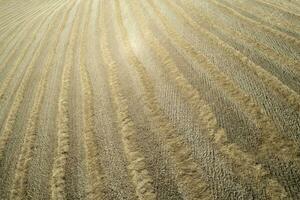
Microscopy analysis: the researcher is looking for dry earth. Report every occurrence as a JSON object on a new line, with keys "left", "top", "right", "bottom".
{"left": 0, "top": 0, "right": 300, "bottom": 199}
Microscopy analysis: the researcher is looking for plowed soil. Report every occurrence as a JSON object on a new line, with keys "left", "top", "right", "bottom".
{"left": 0, "top": 0, "right": 299, "bottom": 199}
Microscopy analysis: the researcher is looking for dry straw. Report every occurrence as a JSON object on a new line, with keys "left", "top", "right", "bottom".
{"left": 100, "top": 2, "right": 157, "bottom": 199}
{"left": 255, "top": 0, "right": 300, "bottom": 18}
{"left": 0, "top": 0, "right": 65, "bottom": 73}
{"left": 0, "top": 0, "right": 51, "bottom": 34}
{"left": 0, "top": 1, "right": 64, "bottom": 102}
{"left": 164, "top": 0, "right": 300, "bottom": 164}
{"left": 182, "top": 0, "right": 300, "bottom": 76}
{"left": 236, "top": 0, "right": 298, "bottom": 32}
{"left": 9, "top": 2, "right": 73, "bottom": 199}
{"left": 50, "top": 1, "right": 80, "bottom": 199}
{"left": 79, "top": 0, "right": 105, "bottom": 198}
{"left": 134, "top": 0, "right": 289, "bottom": 198}
{"left": 211, "top": 0, "right": 300, "bottom": 46}
{"left": 0, "top": 0, "right": 66, "bottom": 162}
{"left": 0, "top": 0, "right": 56, "bottom": 51}
{"left": 154, "top": 0, "right": 300, "bottom": 169}
{"left": 166, "top": 0, "right": 300, "bottom": 113}
{"left": 118, "top": 0, "right": 212, "bottom": 199}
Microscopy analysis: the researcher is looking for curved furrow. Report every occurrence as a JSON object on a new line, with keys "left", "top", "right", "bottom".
{"left": 0, "top": 1, "right": 38, "bottom": 29}
{"left": 0, "top": 0, "right": 39, "bottom": 17}
{"left": 218, "top": 0, "right": 300, "bottom": 38}
{"left": 0, "top": 1, "right": 25, "bottom": 15}
{"left": 0, "top": 0, "right": 65, "bottom": 73}
{"left": 62, "top": 0, "right": 92, "bottom": 199}
{"left": 0, "top": 6, "right": 28, "bottom": 27}
{"left": 50, "top": 1, "right": 81, "bottom": 199}
{"left": 0, "top": 0, "right": 66, "bottom": 125}
{"left": 0, "top": 1, "right": 25, "bottom": 14}
{"left": 195, "top": 1, "right": 299, "bottom": 61}
{"left": 287, "top": 0, "right": 300, "bottom": 7}
{"left": 9, "top": 16, "right": 60, "bottom": 200}
{"left": 210, "top": 0, "right": 300, "bottom": 46}
{"left": 85, "top": 1, "right": 139, "bottom": 198}
{"left": 0, "top": 4, "right": 46, "bottom": 65}
{"left": 78, "top": 0, "right": 105, "bottom": 199}
{"left": 110, "top": 5, "right": 184, "bottom": 199}
{"left": 0, "top": 1, "right": 298, "bottom": 199}
{"left": 0, "top": 0, "right": 48, "bottom": 27}
{"left": 79, "top": 39, "right": 105, "bottom": 200}
{"left": 147, "top": 0, "right": 300, "bottom": 180}
{"left": 0, "top": 0, "right": 64, "bottom": 70}
{"left": 255, "top": 0, "right": 300, "bottom": 19}
{"left": 62, "top": 0, "right": 88, "bottom": 198}
{"left": 247, "top": 0, "right": 300, "bottom": 34}
{"left": 0, "top": 2, "right": 56, "bottom": 34}
{"left": 0, "top": 0, "right": 50, "bottom": 37}
{"left": 168, "top": 2, "right": 300, "bottom": 140}
{"left": 100, "top": 2, "right": 157, "bottom": 199}
{"left": 126, "top": 2, "right": 263, "bottom": 199}
{"left": 262, "top": 0, "right": 300, "bottom": 14}
{"left": 25, "top": 1, "right": 79, "bottom": 199}
{"left": 116, "top": 1, "right": 213, "bottom": 199}
{"left": 0, "top": 0, "right": 65, "bottom": 41}
{"left": 7, "top": 1, "right": 75, "bottom": 199}
{"left": 0, "top": 1, "right": 61, "bottom": 49}
{"left": 151, "top": 2, "right": 300, "bottom": 160}
{"left": 129, "top": 0, "right": 289, "bottom": 198}
{"left": 164, "top": 0, "right": 300, "bottom": 113}
{"left": 178, "top": 0, "right": 300, "bottom": 78}
{"left": 222, "top": 0, "right": 300, "bottom": 38}
{"left": 0, "top": 0, "right": 66, "bottom": 163}
{"left": 0, "top": 3, "right": 39, "bottom": 29}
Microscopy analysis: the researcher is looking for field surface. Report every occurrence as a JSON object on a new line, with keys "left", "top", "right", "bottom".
{"left": 0, "top": 0, "right": 300, "bottom": 199}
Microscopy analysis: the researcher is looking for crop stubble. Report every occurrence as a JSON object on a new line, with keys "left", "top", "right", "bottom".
{"left": 0, "top": 0, "right": 299, "bottom": 199}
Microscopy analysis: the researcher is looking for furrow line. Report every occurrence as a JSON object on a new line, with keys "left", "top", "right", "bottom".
{"left": 79, "top": 49, "right": 105, "bottom": 200}
{"left": 100, "top": 2, "right": 157, "bottom": 199}
{"left": 0, "top": 1, "right": 29, "bottom": 17}
{"left": 0, "top": 0, "right": 64, "bottom": 73}
{"left": 26, "top": 1, "right": 79, "bottom": 198}
{"left": 222, "top": 0, "right": 300, "bottom": 37}
{"left": 0, "top": 0, "right": 64, "bottom": 71}
{"left": 0, "top": 0, "right": 63, "bottom": 51}
{"left": 262, "top": 0, "right": 300, "bottom": 14}
{"left": 165, "top": 0, "right": 300, "bottom": 112}
{"left": 131, "top": 0, "right": 289, "bottom": 198}
{"left": 211, "top": 0, "right": 300, "bottom": 46}
{"left": 0, "top": 0, "right": 40, "bottom": 20}
{"left": 0, "top": 0, "right": 49, "bottom": 30}
{"left": 8, "top": 2, "right": 75, "bottom": 199}
{"left": 255, "top": 0, "right": 300, "bottom": 19}
{"left": 0, "top": 0, "right": 52, "bottom": 38}
{"left": 0, "top": 2, "right": 38, "bottom": 30}
{"left": 0, "top": 1, "right": 65, "bottom": 162}
{"left": 79, "top": 0, "right": 105, "bottom": 198}
{"left": 50, "top": 2, "right": 81, "bottom": 199}
{"left": 250, "top": 0, "right": 299, "bottom": 34}
{"left": 117, "top": 0, "right": 212, "bottom": 199}
{"left": 0, "top": 1, "right": 63, "bottom": 119}
{"left": 147, "top": 0, "right": 300, "bottom": 186}
{"left": 180, "top": 0, "right": 300, "bottom": 77}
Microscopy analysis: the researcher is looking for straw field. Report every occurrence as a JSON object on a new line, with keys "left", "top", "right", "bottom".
{"left": 0, "top": 0, "right": 299, "bottom": 199}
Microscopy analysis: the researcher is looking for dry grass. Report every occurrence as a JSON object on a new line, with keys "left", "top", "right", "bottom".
{"left": 9, "top": 4, "right": 66, "bottom": 199}
{"left": 100, "top": 2, "right": 157, "bottom": 199}
{"left": 50, "top": 1, "right": 79, "bottom": 199}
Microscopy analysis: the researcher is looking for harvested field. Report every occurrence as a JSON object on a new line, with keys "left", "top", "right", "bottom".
{"left": 0, "top": 0, "right": 300, "bottom": 199}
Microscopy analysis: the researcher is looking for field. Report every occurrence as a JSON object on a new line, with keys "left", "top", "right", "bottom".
{"left": 0, "top": 0, "right": 300, "bottom": 199}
